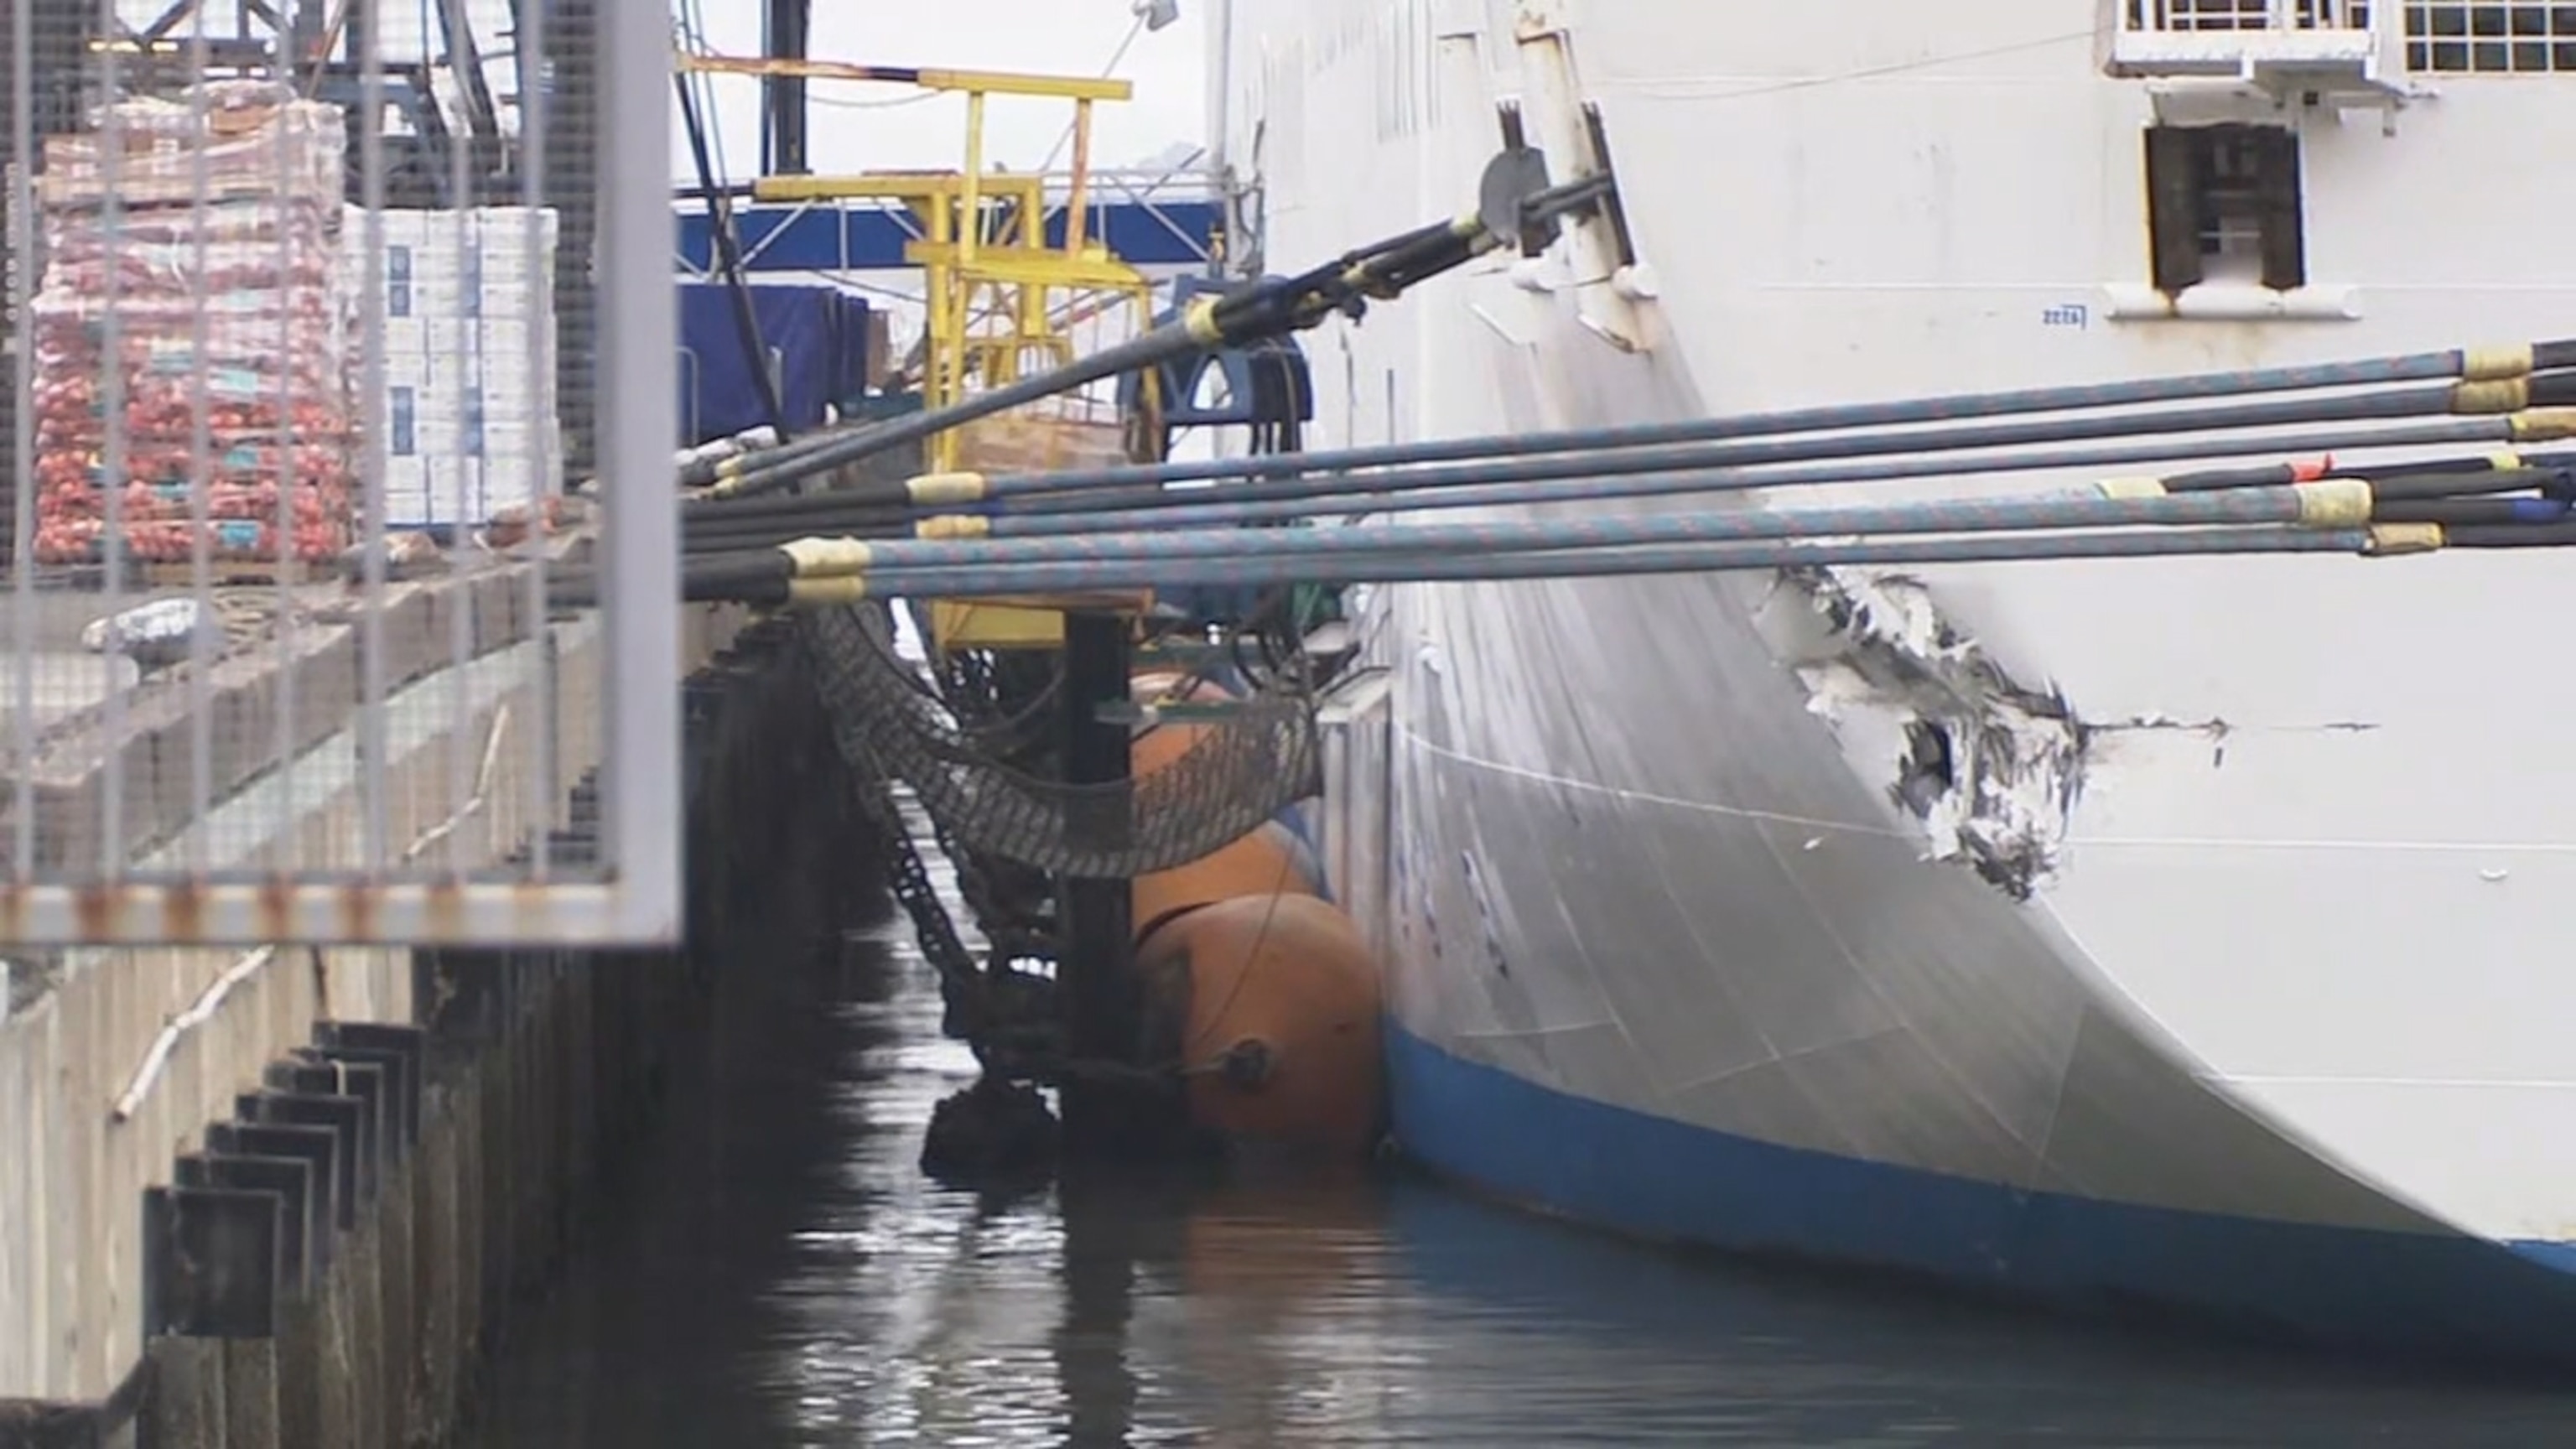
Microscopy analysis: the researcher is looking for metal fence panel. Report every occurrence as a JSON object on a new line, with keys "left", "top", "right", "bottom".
{"left": 0, "top": 0, "right": 678, "bottom": 946}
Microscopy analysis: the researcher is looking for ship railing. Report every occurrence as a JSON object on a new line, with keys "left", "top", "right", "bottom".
{"left": 2107, "top": 0, "right": 2407, "bottom": 98}
{"left": 2121, "top": 0, "right": 2373, "bottom": 33}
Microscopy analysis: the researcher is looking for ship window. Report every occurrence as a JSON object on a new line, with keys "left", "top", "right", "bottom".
{"left": 2143, "top": 124, "right": 2306, "bottom": 294}
{"left": 2405, "top": 3, "right": 2576, "bottom": 71}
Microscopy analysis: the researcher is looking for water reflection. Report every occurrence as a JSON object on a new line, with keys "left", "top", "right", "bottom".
{"left": 468, "top": 917, "right": 2576, "bottom": 1448}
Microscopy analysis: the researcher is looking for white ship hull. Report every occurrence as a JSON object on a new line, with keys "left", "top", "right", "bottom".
{"left": 1215, "top": 0, "right": 2576, "bottom": 1363}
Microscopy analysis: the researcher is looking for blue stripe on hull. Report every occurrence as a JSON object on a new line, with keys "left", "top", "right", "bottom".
{"left": 1387, "top": 1022, "right": 2576, "bottom": 1372}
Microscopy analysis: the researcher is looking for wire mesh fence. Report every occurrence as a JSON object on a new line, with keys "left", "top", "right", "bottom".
{"left": 0, "top": 0, "right": 676, "bottom": 947}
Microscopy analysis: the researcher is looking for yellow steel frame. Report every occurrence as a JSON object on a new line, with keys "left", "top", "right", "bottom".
{"left": 676, "top": 54, "right": 1134, "bottom": 103}
{"left": 696, "top": 53, "right": 1161, "bottom": 650}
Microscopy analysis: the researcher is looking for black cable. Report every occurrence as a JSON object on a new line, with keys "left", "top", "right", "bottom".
{"left": 674, "top": 68, "right": 793, "bottom": 443}
{"left": 2374, "top": 497, "right": 2571, "bottom": 526}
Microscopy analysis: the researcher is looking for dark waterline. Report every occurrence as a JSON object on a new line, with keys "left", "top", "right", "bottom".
{"left": 465, "top": 917, "right": 2576, "bottom": 1447}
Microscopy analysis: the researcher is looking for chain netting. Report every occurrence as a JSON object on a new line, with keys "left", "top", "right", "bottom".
{"left": 797, "top": 603, "right": 1319, "bottom": 879}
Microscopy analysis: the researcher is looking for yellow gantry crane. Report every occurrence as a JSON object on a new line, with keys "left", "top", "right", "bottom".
{"left": 677, "top": 53, "right": 1164, "bottom": 649}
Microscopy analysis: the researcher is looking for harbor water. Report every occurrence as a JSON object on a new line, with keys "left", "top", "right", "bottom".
{"left": 465, "top": 901, "right": 2576, "bottom": 1447}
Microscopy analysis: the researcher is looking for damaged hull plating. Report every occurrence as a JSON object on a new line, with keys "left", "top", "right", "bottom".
{"left": 1367, "top": 550, "right": 2576, "bottom": 1368}
{"left": 1221, "top": 0, "right": 2576, "bottom": 1368}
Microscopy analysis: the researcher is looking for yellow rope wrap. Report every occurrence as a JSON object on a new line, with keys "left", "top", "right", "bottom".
{"left": 2366, "top": 523, "right": 2445, "bottom": 556}
{"left": 906, "top": 471, "right": 989, "bottom": 506}
{"left": 786, "top": 576, "right": 872, "bottom": 606}
{"left": 2460, "top": 344, "right": 2537, "bottom": 382}
{"left": 2510, "top": 408, "right": 2576, "bottom": 442}
{"left": 779, "top": 536, "right": 875, "bottom": 576}
{"left": 2293, "top": 478, "right": 2373, "bottom": 527}
{"left": 2454, "top": 378, "right": 2533, "bottom": 414}
{"left": 916, "top": 515, "right": 992, "bottom": 541}
{"left": 1182, "top": 295, "right": 1223, "bottom": 344}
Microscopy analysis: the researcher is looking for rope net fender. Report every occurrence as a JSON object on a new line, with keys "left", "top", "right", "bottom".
{"left": 797, "top": 603, "right": 1322, "bottom": 879}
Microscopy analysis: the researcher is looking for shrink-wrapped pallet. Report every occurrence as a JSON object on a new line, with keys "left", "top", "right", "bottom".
{"left": 28, "top": 80, "right": 355, "bottom": 568}
{"left": 341, "top": 204, "right": 564, "bottom": 528}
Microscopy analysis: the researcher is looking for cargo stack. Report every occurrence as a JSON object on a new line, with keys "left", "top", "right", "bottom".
{"left": 344, "top": 205, "right": 564, "bottom": 531}
{"left": 26, "top": 80, "right": 356, "bottom": 570}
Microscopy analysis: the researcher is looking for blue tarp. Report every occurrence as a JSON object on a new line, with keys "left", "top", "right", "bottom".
{"left": 676, "top": 283, "right": 873, "bottom": 445}
{"left": 674, "top": 200, "right": 1219, "bottom": 273}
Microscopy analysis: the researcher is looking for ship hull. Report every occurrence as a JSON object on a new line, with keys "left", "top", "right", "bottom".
{"left": 1348, "top": 459, "right": 2576, "bottom": 1367}
{"left": 1388, "top": 1021, "right": 2576, "bottom": 1368}
{"left": 1215, "top": 0, "right": 2576, "bottom": 1362}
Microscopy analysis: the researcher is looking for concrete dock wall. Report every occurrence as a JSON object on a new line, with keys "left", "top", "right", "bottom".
{"left": 0, "top": 603, "right": 866, "bottom": 1449}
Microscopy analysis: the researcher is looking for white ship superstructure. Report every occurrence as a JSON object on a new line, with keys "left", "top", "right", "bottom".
{"left": 1213, "top": 0, "right": 2576, "bottom": 1363}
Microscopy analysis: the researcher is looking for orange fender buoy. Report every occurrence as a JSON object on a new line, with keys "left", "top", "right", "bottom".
{"left": 1134, "top": 893, "right": 1383, "bottom": 1158}
{"left": 1133, "top": 818, "right": 1319, "bottom": 943}
{"left": 1126, "top": 668, "right": 1322, "bottom": 932}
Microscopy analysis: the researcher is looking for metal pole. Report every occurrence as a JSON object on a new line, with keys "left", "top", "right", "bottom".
{"left": 761, "top": 0, "right": 809, "bottom": 175}
{"left": 1056, "top": 611, "right": 1155, "bottom": 1156}
{"left": 676, "top": 67, "right": 793, "bottom": 440}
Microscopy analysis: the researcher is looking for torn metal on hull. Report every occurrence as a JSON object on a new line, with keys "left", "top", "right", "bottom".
{"left": 1786, "top": 567, "right": 2087, "bottom": 901}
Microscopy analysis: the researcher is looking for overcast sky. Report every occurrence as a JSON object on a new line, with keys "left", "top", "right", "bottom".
{"left": 673, "top": 0, "right": 1208, "bottom": 179}
{"left": 107, "top": 1, "right": 1208, "bottom": 184}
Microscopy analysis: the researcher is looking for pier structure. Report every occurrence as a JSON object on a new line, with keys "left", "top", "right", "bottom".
{"left": 0, "top": 0, "right": 693, "bottom": 1439}
{"left": 0, "top": 18, "right": 1340, "bottom": 1438}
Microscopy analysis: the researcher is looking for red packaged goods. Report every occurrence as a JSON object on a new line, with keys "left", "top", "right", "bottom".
{"left": 45, "top": 198, "right": 333, "bottom": 252}
{"left": 29, "top": 81, "right": 357, "bottom": 569}
{"left": 37, "top": 81, "right": 342, "bottom": 211}
{"left": 32, "top": 516, "right": 349, "bottom": 566}
{"left": 40, "top": 247, "right": 336, "bottom": 304}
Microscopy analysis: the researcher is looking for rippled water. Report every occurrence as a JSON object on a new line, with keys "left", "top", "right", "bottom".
{"left": 468, "top": 914, "right": 2576, "bottom": 1447}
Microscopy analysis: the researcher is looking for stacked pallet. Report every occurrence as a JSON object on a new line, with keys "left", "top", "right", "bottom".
{"left": 345, "top": 205, "right": 564, "bottom": 529}
{"left": 27, "top": 80, "right": 355, "bottom": 569}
